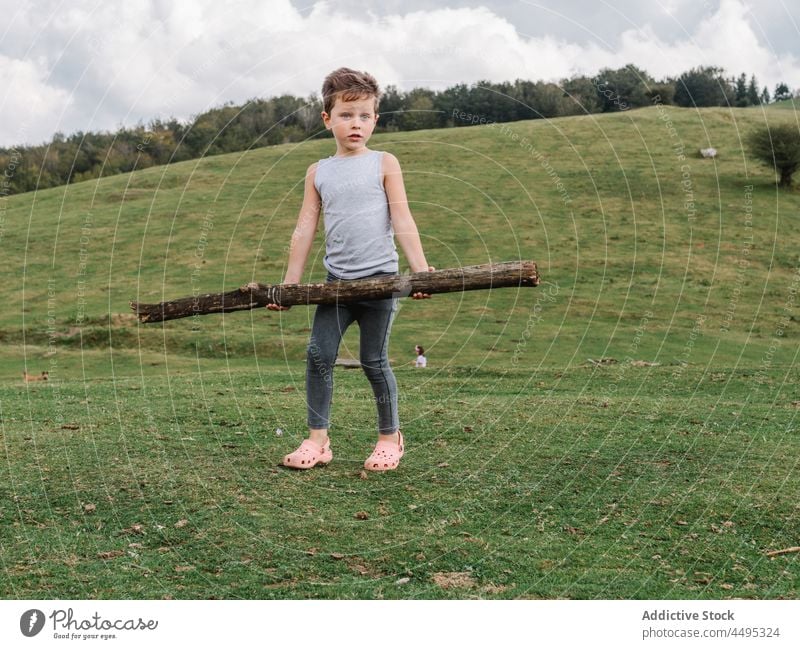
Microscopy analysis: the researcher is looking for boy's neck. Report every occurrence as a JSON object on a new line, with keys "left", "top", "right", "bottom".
{"left": 333, "top": 147, "right": 372, "bottom": 158}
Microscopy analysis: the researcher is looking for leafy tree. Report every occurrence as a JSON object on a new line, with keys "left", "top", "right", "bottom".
{"left": 467, "top": 81, "right": 512, "bottom": 123}
{"left": 760, "top": 86, "right": 771, "bottom": 104}
{"left": 646, "top": 82, "right": 676, "bottom": 105}
{"left": 747, "top": 75, "right": 760, "bottom": 105}
{"left": 489, "top": 81, "right": 521, "bottom": 122}
{"left": 734, "top": 73, "right": 748, "bottom": 107}
{"left": 673, "top": 66, "right": 732, "bottom": 107}
{"left": 297, "top": 94, "right": 323, "bottom": 135}
{"left": 271, "top": 95, "right": 305, "bottom": 129}
{"left": 747, "top": 123, "right": 800, "bottom": 188}
{"left": 396, "top": 89, "right": 440, "bottom": 131}
{"left": 376, "top": 84, "right": 405, "bottom": 131}
{"left": 592, "top": 65, "right": 654, "bottom": 112}
{"left": 774, "top": 83, "right": 792, "bottom": 102}
{"left": 182, "top": 115, "right": 219, "bottom": 155}
{"left": 517, "top": 80, "right": 576, "bottom": 118}
{"left": 561, "top": 75, "right": 603, "bottom": 114}
{"left": 433, "top": 83, "right": 470, "bottom": 128}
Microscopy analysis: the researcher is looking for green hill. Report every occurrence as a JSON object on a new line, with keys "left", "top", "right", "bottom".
{"left": 3, "top": 105, "right": 799, "bottom": 379}
{"left": 769, "top": 97, "right": 798, "bottom": 110}
{"left": 3, "top": 105, "right": 800, "bottom": 600}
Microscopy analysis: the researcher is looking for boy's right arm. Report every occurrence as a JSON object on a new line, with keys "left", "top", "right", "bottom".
{"left": 267, "top": 163, "right": 321, "bottom": 310}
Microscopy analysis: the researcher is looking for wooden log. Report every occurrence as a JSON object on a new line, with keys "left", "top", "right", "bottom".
{"left": 765, "top": 546, "right": 800, "bottom": 557}
{"left": 130, "top": 260, "right": 539, "bottom": 324}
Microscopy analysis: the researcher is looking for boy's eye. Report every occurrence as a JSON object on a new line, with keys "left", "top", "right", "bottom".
{"left": 337, "top": 111, "right": 372, "bottom": 120}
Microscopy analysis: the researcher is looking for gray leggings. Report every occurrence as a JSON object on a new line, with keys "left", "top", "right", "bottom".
{"left": 306, "top": 273, "right": 399, "bottom": 434}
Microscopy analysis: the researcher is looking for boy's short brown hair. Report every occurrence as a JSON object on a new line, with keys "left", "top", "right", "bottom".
{"left": 322, "top": 67, "right": 380, "bottom": 115}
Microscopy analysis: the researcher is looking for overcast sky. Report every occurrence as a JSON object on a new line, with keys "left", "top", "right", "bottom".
{"left": 1, "top": 0, "right": 798, "bottom": 148}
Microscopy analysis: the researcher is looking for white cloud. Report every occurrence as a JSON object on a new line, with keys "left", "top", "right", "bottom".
{"left": 615, "top": 0, "right": 800, "bottom": 88}
{"left": 0, "top": 54, "right": 72, "bottom": 147}
{"left": 0, "top": 0, "right": 797, "bottom": 148}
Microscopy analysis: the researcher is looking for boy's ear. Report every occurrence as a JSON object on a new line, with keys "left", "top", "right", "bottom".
{"left": 321, "top": 111, "right": 331, "bottom": 128}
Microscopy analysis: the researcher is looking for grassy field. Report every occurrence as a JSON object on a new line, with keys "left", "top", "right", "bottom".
{"left": 1, "top": 103, "right": 799, "bottom": 598}
{"left": 769, "top": 98, "right": 799, "bottom": 110}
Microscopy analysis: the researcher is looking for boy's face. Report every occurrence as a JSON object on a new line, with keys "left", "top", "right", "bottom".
{"left": 321, "top": 95, "right": 379, "bottom": 154}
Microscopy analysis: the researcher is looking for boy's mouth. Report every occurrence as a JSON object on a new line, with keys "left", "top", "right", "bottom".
{"left": 348, "top": 134, "right": 362, "bottom": 140}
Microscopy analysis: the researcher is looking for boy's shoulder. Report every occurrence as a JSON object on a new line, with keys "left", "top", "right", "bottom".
{"left": 380, "top": 150, "right": 402, "bottom": 171}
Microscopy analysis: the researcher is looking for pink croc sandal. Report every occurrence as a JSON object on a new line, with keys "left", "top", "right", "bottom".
{"left": 364, "top": 431, "right": 404, "bottom": 472}
{"left": 283, "top": 438, "right": 332, "bottom": 469}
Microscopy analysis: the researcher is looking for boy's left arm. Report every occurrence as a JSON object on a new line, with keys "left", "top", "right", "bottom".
{"left": 383, "top": 152, "right": 434, "bottom": 298}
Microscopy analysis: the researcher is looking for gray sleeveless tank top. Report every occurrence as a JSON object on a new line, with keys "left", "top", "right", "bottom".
{"left": 313, "top": 149, "right": 399, "bottom": 279}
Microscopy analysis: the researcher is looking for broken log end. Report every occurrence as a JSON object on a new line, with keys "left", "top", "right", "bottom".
{"left": 130, "top": 301, "right": 160, "bottom": 323}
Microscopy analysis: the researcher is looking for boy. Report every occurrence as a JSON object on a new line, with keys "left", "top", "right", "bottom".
{"left": 270, "top": 67, "right": 432, "bottom": 471}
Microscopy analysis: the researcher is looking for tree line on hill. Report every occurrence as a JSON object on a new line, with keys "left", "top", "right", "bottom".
{"left": 1, "top": 65, "right": 796, "bottom": 196}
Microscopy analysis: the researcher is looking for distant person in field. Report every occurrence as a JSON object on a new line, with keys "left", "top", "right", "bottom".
{"left": 264, "top": 67, "right": 434, "bottom": 471}
{"left": 414, "top": 345, "right": 427, "bottom": 368}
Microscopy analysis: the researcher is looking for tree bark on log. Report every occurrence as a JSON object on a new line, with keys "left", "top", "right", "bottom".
{"left": 130, "top": 260, "right": 539, "bottom": 324}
